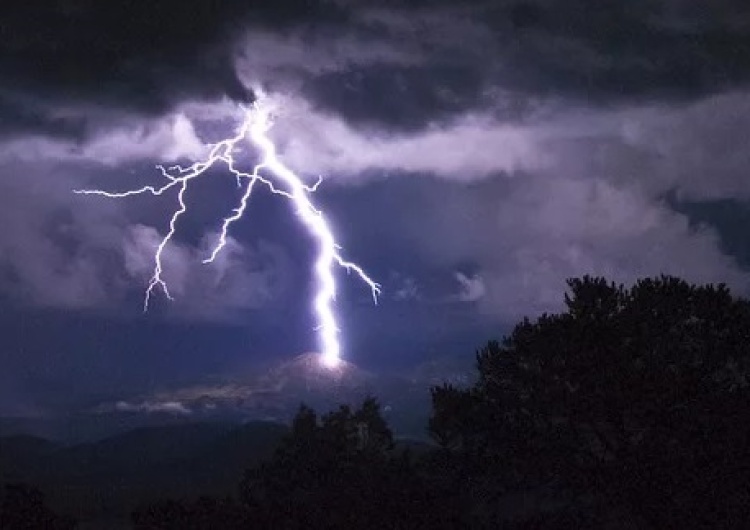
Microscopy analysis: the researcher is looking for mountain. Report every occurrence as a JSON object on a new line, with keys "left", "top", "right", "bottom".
{"left": 57, "top": 422, "right": 238, "bottom": 475}
{"left": 96, "top": 352, "right": 379, "bottom": 425}
{"left": 261, "top": 351, "right": 375, "bottom": 392}
{"left": 0, "top": 352, "right": 474, "bottom": 445}
{"left": 0, "top": 435, "right": 61, "bottom": 483}
{"left": 78, "top": 351, "right": 474, "bottom": 443}
{"left": 0, "top": 410, "right": 217, "bottom": 445}
{"left": 0, "top": 421, "right": 287, "bottom": 526}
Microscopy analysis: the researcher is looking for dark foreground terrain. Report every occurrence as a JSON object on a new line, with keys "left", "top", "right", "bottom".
{"left": 0, "top": 421, "right": 287, "bottom": 527}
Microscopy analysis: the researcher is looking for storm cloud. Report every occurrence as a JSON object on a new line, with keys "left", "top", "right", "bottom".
{"left": 2, "top": 0, "right": 750, "bottom": 413}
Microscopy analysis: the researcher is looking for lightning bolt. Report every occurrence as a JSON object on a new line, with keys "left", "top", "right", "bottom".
{"left": 75, "top": 92, "right": 380, "bottom": 368}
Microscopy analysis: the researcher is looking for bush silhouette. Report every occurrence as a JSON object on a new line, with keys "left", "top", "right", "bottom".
{"left": 0, "top": 483, "right": 76, "bottom": 530}
{"left": 431, "top": 275, "right": 750, "bottom": 528}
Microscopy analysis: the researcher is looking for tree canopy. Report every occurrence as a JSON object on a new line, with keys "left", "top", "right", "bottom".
{"left": 0, "top": 483, "right": 76, "bottom": 530}
{"left": 237, "top": 397, "right": 455, "bottom": 529}
{"left": 431, "top": 275, "right": 750, "bottom": 528}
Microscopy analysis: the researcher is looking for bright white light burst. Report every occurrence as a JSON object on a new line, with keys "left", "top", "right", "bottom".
{"left": 75, "top": 92, "right": 381, "bottom": 368}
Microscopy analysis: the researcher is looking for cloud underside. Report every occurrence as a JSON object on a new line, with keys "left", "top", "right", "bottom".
{"left": 271, "top": 86, "right": 750, "bottom": 317}
{"left": 0, "top": 0, "right": 749, "bottom": 320}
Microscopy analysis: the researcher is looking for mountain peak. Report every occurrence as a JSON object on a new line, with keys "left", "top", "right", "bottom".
{"left": 264, "top": 352, "right": 372, "bottom": 390}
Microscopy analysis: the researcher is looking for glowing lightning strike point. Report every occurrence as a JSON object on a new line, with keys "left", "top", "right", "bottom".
{"left": 75, "top": 94, "right": 380, "bottom": 369}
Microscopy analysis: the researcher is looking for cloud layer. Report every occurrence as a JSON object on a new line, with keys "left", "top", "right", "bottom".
{"left": 0, "top": 0, "right": 749, "bottom": 323}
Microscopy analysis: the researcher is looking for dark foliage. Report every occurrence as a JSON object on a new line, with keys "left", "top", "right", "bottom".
{"left": 239, "top": 397, "right": 459, "bottom": 529}
{"left": 130, "top": 275, "right": 750, "bottom": 529}
{"left": 132, "top": 496, "right": 250, "bottom": 530}
{"left": 0, "top": 483, "right": 76, "bottom": 530}
{"left": 431, "top": 275, "right": 750, "bottom": 528}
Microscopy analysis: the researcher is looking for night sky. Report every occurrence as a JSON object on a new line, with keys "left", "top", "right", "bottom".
{"left": 2, "top": 0, "right": 750, "bottom": 420}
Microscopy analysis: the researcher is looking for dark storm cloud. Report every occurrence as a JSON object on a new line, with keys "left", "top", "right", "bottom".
{"left": 0, "top": 0, "right": 356, "bottom": 137}
{"left": 0, "top": 95, "right": 87, "bottom": 139}
{"left": 1, "top": 0, "right": 749, "bottom": 137}
{"left": 288, "top": 0, "right": 750, "bottom": 131}
{"left": 486, "top": 0, "right": 750, "bottom": 102}
{"left": 301, "top": 63, "right": 487, "bottom": 132}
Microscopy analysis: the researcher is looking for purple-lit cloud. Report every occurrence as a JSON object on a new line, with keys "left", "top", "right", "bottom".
{"left": 0, "top": 0, "right": 749, "bottom": 322}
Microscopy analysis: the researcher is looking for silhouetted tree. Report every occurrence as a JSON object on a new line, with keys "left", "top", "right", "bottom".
{"left": 0, "top": 483, "right": 76, "bottom": 530}
{"left": 240, "top": 397, "right": 457, "bottom": 529}
{"left": 132, "top": 496, "right": 250, "bottom": 530}
{"left": 431, "top": 276, "right": 750, "bottom": 529}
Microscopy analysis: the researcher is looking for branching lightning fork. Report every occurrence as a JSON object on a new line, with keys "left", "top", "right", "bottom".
{"left": 75, "top": 93, "right": 380, "bottom": 368}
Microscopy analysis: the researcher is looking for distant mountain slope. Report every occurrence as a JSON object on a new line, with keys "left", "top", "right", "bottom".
{"left": 0, "top": 410, "right": 222, "bottom": 444}
{"left": 0, "top": 434, "right": 60, "bottom": 457}
{"left": 0, "top": 435, "right": 61, "bottom": 482}
{"left": 89, "top": 351, "right": 470, "bottom": 440}
{"left": 0, "top": 421, "right": 287, "bottom": 524}
{"left": 58, "top": 421, "right": 237, "bottom": 473}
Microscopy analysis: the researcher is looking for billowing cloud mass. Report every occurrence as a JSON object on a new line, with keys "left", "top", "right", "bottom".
{"left": 0, "top": 0, "right": 749, "bottom": 340}
{"left": 122, "top": 226, "right": 291, "bottom": 321}
{"left": 454, "top": 273, "right": 486, "bottom": 303}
